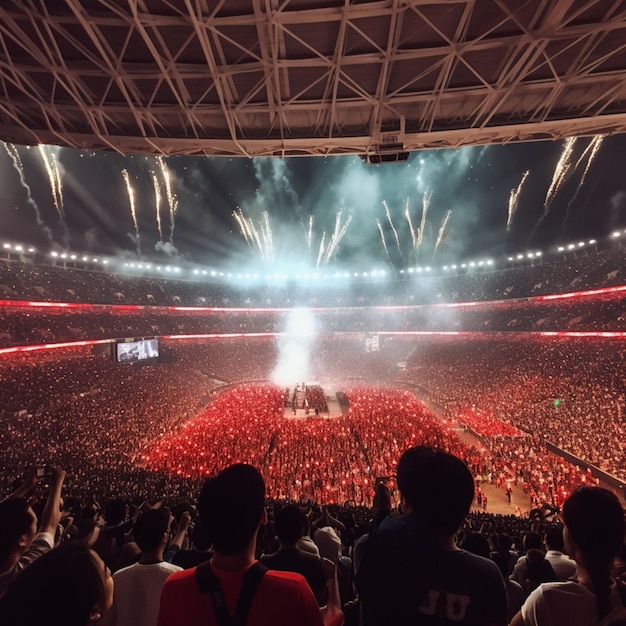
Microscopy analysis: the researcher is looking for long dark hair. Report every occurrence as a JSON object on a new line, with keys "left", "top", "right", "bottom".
{"left": 562, "top": 487, "right": 625, "bottom": 619}
{"left": 0, "top": 542, "right": 105, "bottom": 626}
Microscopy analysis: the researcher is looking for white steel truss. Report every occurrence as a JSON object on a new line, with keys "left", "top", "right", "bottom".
{"left": 1, "top": 0, "right": 626, "bottom": 157}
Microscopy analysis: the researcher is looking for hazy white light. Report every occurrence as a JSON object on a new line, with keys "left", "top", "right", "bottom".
{"left": 558, "top": 246, "right": 565, "bottom": 252}
{"left": 14, "top": 245, "right": 23, "bottom": 252}
{"left": 2, "top": 243, "right": 10, "bottom": 249}
{"left": 51, "top": 251, "right": 58, "bottom": 257}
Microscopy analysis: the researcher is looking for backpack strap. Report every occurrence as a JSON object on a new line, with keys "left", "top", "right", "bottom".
{"left": 196, "top": 561, "right": 268, "bottom": 626}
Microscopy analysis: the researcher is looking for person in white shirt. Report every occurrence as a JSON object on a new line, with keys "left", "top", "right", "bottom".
{"left": 510, "top": 487, "right": 626, "bottom": 626}
{"left": 101, "top": 508, "right": 181, "bottom": 626}
{"left": 543, "top": 527, "right": 576, "bottom": 581}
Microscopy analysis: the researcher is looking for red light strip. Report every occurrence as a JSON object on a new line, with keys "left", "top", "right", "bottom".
{"left": 0, "top": 280, "right": 626, "bottom": 314}
{"left": 0, "top": 339, "right": 110, "bottom": 356}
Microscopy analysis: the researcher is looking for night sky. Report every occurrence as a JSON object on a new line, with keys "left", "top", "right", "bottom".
{"left": 1, "top": 135, "right": 625, "bottom": 273}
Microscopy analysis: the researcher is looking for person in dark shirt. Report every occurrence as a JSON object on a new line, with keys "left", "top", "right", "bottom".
{"left": 356, "top": 446, "right": 507, "bottom": 626}
{"left": 261, "top": 504, "right": 327, "bottom": 605}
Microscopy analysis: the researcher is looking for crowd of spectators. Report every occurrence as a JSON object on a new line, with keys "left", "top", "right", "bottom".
{"left": 3, "top": 289, "right": 626, "bottom": 349}
{"left": 1, "top": 244, "right": 625, "bottom": 308}
{"left": 398, "top": 336, "right": 626, "bottom": 484}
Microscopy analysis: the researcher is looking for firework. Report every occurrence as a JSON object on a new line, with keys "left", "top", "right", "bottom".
{"left": 3, "top": 142, "right": 52, "bottom": 242}
{"left": 38, "top": 145, "right": 65, "bottom": 219}
{"left": 544, "top": 137, "right": 577, "bottom": 209}
{"left": 564, "top": 135, "right": 605, "bottom": 228}
{"left": 383, "top": 200, "right": 401, "bottom": 253}
{"left": 377, "top": 219, "right": 389, "bottom": 259}
{"left": 417, "top": 189, "right": 432, "bottom": 248}
{"left": 323, "top": 210, "right": 352, "bottom": 265}
{"left": 157, "top": 156, "right": 179, "bottom": 243}
{"left": 152, "top": 173, "right": 163, "bottom": 241}
{"left": 122, "top": 169, "right": 141, "bottom": 255}
{"left": 233, "top": 209, "right": 252, "bottom": 247}
{"left": 507, "top": 170, "right": 529, "bottom": 230}
{"left": 575, "top": 135, "right": 604, "bottom": 193}
{"left": 433, "top": 210, "right": 451, "bottom": 257}
{"left": 316, "top": 232, "right": 327, "bottom": 267}
{"left": 404, "top": 197, "right": 417, "bottom": 249}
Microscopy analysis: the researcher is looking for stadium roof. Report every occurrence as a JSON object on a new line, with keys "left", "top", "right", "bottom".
{"left": 1, "top": 0, "right": 626, "bottom": 158}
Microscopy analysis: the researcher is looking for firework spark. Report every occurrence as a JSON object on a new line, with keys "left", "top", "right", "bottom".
{"left": 544, "top": 137, "right": 577, "bottom": 209}
{"left": 433, "top": 210, "right": 452, "bottom": 257}
{"left": 157, "top": 157, "right": 179, "bottom": 243}
{"left": 38, "top": 145, "right": 66, "bottom": 222}
{"left": 316, "top": 232, "right": 327, "bottom": 267}
{"left": 564, "top": 135, "right": 605, "bottom": 228}
{"left": 507, "top": 170, "right": 529, "bottom": 230}
{"left": 122, "top": 169, "right": 141, "bottom": 255}
{"left": 3, "top": 142, "right": 53, "bottom": 242}
{"left": 383, "top": 201, "right": 401, "bottom": 254}
{"left": 404, "top": 197, "right": 417, "bottom": 249}
{"left": 575, "top": 135, "right": 604, "bottom": 193}
{"left": 323, "top": 210, "right": 352, "bottom": 265}
{"left": 417, "top": 189, "right": 432, "bottom": 248}
{"left": 152, "top": 173, "right": 163, "bottom": 241}
{"left": 376, "top": 219, "right": 389, "bottom": 259}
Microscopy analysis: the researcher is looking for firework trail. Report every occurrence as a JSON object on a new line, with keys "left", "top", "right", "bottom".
{"left": 323, "top": 211, "right": 352, "bottom": 264}
{"left": 152, "top": 173, "right": 163, "bottom": 241}
{"left": 38, "top": 145, "right": 68, "bottom": 242}
{"left": 157, "top": 157, "right": 179, "bottom": 243}
{"left": 122, "top": 169, "right": 141, "bottom": 256}
{"left": 417, "top": 189, "right": 432, "bottom": 248}
{"left": 233, "top": 209, "right": 252, "bottom": 247}
{"left": 564, "top": 135, "right": 604, "bottom": 228}
{"left": 383, "top": 200, "right": 402, "bottom": 254}
{"left": 507, "top": 170, "right": 529, "bottom": 230}
{"left": 306, "top": 215, "right": 313, "bottom": 250}
{"left": 433, "top": 210, "right": 451, "bottom": 258}
{"left": 544, "top": 137, "right": 577, "bottom": 209}
{"left": 316, "top": 232, "right": 327, "bottom": 268}
{"left": 404, "top": 197, "right": 417, "bottom": 249}
{"left": 2, "top": 142, "right": 53, "bottom": 242}
{"left": 376, "top": 219, "right": 390, "bottom": 259}
{"left": 574, "top": 135, "right": 603, "bottom": 194}
{"left": 528, "top": 137, "right": 577, "bottom": 244}
{"left": 261, "top": 211, "right": 274, "bottom": 264}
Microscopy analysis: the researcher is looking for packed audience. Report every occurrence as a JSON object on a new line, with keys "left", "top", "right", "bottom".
{"left": 1, "top": 244, "right": 624, "bottom": 308}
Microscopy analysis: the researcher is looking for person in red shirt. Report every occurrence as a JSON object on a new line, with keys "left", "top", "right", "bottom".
{"left": 157, "top": 464, "right": 342, "bottom": 626}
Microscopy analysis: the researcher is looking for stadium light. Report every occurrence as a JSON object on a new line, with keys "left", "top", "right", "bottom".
{"left": 14, "top": 245, "right": 23, "bottom": 252}
{"left": 82, "top": 256, "right": 88, "bottom": 261}
{"left": 567, "top": 244, "right": 575, "bottom": 250}
{"left": 2, "top": 243, "right": 10, "bottom": 249}
{"left": 51, "top": 251, "right": 58, "bottom": 257}
{"left": 28, "top": 247, "right": 35, "bottom": 253}
{"left": 558, "top": 246, "right": 565, "bottom": 252}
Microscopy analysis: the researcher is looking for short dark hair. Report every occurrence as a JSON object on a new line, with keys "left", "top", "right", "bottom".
{"left": 274, "top": 505, "right": 306, "bottom": 545}
{"left": 396, "top": 446, "right": 474, "bottom": 536}
{"left": 0, "top": 542, "right": 104, "bottom": 626}
{"left": 198, "top": 464, "right": 265, "bottom": 556}
{"left": 0, "top": 499, "right": 34, "bottom": 560}
{"left": 544, "top": 527, "right": 565, "bottom": 551}
{"left": 133, "top": 509, "right": 170, "bottom": 553}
